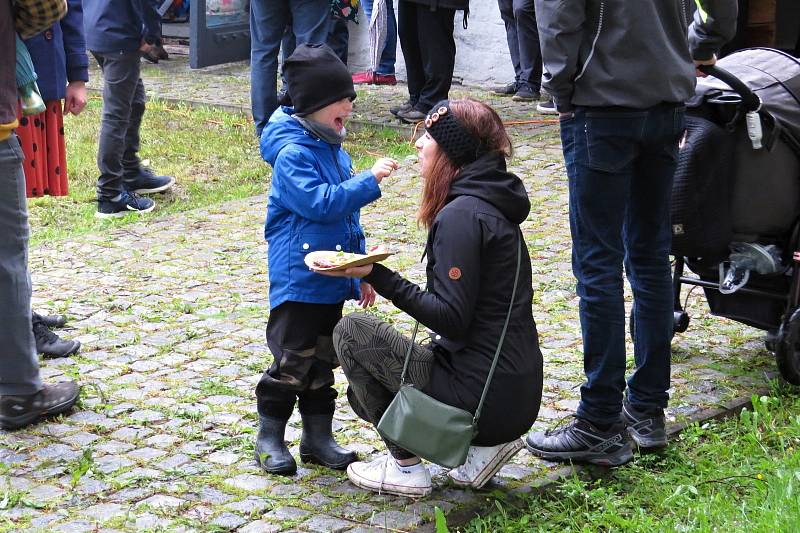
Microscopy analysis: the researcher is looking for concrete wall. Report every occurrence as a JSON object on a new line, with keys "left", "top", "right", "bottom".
{"left": 345, "top": 1, "right": 516, "bottom": 88}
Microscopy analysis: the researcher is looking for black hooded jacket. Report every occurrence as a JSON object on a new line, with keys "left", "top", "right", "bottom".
{"left": 365, "top": 152, "right": 543, "bottom": 445}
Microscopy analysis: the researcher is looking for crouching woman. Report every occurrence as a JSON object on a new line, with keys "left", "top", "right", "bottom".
{"left": 317, "top": 99, "right": 543, "bottom": 497}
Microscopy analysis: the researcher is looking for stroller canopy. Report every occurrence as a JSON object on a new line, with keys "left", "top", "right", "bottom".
{"left": 696, "top": 48, "right": 800, "bottom": 142}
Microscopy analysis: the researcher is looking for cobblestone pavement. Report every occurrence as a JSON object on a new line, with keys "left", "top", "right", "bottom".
{"left": 0, "top": 55, "right": 777, "bottom": 532}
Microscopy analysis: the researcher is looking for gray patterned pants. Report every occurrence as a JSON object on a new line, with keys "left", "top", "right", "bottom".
{"left": 333, "top": 312, "right": 434, "bottom": 459}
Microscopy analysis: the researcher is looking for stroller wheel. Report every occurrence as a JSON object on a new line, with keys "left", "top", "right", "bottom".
{"left": 774, "top": 309, "right": 800, "bottom": 386}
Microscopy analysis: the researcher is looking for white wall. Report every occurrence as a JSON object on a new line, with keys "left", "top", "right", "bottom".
{"left": 346, "top": 1, "right": 516, "bottom": 88}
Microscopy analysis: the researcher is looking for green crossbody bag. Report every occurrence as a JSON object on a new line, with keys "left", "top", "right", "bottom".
{"left": 376, "top": 235, "right": 522, "bottom": 468}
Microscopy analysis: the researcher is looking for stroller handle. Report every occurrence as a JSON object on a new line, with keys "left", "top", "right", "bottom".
{"left": 698, "top": 64, "right": 761, "bottom": 112}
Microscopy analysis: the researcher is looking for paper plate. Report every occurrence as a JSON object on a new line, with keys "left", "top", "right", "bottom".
{"left": 304, "top": 250, "right": 394, "bottom": 272}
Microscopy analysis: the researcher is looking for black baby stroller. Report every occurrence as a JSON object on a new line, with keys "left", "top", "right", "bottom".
{"left": 670, "top": 48, "right": 800, "bottom": 385}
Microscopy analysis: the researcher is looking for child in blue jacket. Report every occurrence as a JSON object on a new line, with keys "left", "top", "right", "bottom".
{"left": 256, "top": 43, "right": 398, "bottom": 476}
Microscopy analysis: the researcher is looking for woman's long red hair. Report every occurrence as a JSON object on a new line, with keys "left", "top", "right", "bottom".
{"left": 417, "top": 99, "right": 512, "bottom": 228}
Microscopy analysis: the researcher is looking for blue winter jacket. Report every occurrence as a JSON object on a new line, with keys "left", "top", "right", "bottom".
{"left": 260, "top": 107, "right": 381, "bottom": 309}
{"left": 82, "top": 0, "right": 161, "bottom": 53}
{"left": 24, "top": 0, "right": 88, "bottom": 101}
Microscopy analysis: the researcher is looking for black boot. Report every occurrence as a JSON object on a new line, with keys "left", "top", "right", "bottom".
{"left": 299, "top": 413, "right": 357, "bottom": 470}
{"left": 33, "top": 321, "right": 80, "bottom": 359}
{"left": 255, "top": 416, "right": 297, "bottom": 475}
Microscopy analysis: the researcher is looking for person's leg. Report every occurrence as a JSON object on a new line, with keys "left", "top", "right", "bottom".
{"left": 415, "top": 6, "right": 456, "bottom": 111}
{"left": 250, "top": 0, "right": 289, "bottom": 137}
{"left": 333, "top": 313, "right": 434, "bottom": 460}
{"left": 0, "top": 136, "right": 40, "bottom": 396}
{"left": 498, "top": 0, "right": 522, "bottom": 85}
{"left": 290, "top": 0, "right": 332, "bottom": 48}
{"left": 514, "top": 0, "right": 542, "bottom": 93}
{"left": 326, "top": 17, "right": 349, "bottom": 65}
{"left": 622, "top": 105, "right": 684, "bottom": 447}
{"left": 293, "top": 302, "right": 357, "bottom": 469}
{"left": 92, "top": 50, "right": 143, "bottom": 201}
{"left": 377, "top": 0, "right": 397, "bottom": 75}
{"left": 397, "top": 1, "right": 423, "bottom": 106}
{"left": 0, "top": 135, "right": 79, "bottom": 430}
{"left": 569, "top": 109, "right": 646, "bottom": 427}
{"left": 334, "top": 313, "right": 434, "bottom": 497}
{"left": 121, "top": 78, "right": 145, "bottom": 177}
{"left": 526, "top": 109, "right": 645, "bottom": 466}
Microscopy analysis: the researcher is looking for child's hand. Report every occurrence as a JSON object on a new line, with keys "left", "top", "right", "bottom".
{"left": 371, "top": 158, "right": 399, "bottom": 184}
{"left": 359, "top": 281, "right": 376, "bottom": 308}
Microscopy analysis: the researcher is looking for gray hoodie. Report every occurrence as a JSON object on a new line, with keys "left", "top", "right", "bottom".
{"left": 534, "top": 0, "right": 738, "bottom": 112}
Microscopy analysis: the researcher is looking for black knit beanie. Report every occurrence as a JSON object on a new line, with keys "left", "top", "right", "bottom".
{"left": 278, "top": 43, "right": 357, "bottom": 116}
{"left": 424, "top": 100, "right": 483, "bottom": 167}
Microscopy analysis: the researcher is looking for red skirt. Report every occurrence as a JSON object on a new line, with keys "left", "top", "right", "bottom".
{"left": 16, "top": 100, "right": 68, "bottom": 197}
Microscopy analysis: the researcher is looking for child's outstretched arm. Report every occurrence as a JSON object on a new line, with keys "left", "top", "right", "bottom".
{"left": 275, "top": 148, "right": 384, "bottom": 223}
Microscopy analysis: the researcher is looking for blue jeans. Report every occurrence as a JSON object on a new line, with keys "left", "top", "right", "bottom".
{"left": 362, "top": 0, "right": 397, "bottom": 75}
{"left": 250, "top": 0, "right": 331, "bottom": 136}
{"left": 0, "top": 136, "right": 41, "bottom": 395}
{"left": 560, "top": 104, "right": 685, "bottom": 426}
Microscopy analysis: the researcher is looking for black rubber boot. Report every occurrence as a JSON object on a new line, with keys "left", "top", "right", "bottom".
{"left": 255, "top": 416, "right": 297, "bottom": 475}
{"left": 299, "top": 413, "right": 357, "bottom": 470}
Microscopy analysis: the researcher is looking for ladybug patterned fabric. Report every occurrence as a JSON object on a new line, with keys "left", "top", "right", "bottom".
{"left": 16, "top": 100, "right": 68, "bottom": 197}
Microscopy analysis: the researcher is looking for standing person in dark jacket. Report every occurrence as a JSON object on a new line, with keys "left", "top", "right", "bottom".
{"left": 83, "top": 0, "right": 176, "bottom": 218}
{"left": 0, "top": 0, "right": 81, "bottom": 431}
{"left": 319, "top": 99, "right": 543, "bottom": 496}
{"left": 391, "top": 0, "right": 469, "bottom": 123}
{"left": 491, "top": 0, "right": 543, "bottom": 102}
{"left": 525, "top": 0, "right": 737, "bottom": 466}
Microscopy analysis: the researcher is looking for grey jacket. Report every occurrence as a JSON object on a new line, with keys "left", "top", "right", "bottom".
{"left": 534, "top": 0, "right": 738, "bottom": 112}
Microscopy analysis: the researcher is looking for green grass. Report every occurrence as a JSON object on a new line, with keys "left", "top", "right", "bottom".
{"left": 463, "top": 387, "right": 800, "bottom": 532}
{"left": 28, "top": 97, "right": 415, "bottom": 245}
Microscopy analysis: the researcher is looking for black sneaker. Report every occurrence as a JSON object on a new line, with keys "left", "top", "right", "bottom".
{"left": 536, "top": 98, "right": 559, "bottom": 115}
{"left": 397, "top": 104, "right": 428, "bottom": 124}
{"left": 33, "top": 321, "right": 80, "bottom": 359}
{"left": 123, "top": 168, "right": 176, "bottom": 194}
{"left": 490, "top": 81, "right": 518, "bottom": 97}
{"left": 525, "top": 416, "right": 634, "bottom": 466}
{"left": 622, "top": 400, "right": 667, "bottom": 449}
{"left": 389, "top": 100, "right": 415, "bottom": 117}
{"left": 512, "top": 85, "right": 540, "bottom": 102}
{"left": 96, "top": 191, "right": 155, "bottom": 219}
{"left": 32, "top": 311, "right": 67, "bottom": 329}
{"left": 0, "top": 382, "right": 80, "bottom": 430}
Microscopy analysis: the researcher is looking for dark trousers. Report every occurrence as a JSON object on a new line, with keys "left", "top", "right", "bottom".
{"left": 333, "top": 313, "right": 434, "bottom": 460}
{"left": 0, "top": 136, "right": 40, "bottom": 395}
{"left": 497, "top": 0, "right": 542, "bottom": 91}
{"left": 560, "top": 104, "right": 685, "bottom": 426}
{"left": 92, "top": 50, "right": 146, "bottom": 201}
{"left": 256, "top": 301, "right": 344, "bottom": 420}
{"left": 250, "top": 0, "right": 331, "bottom": 136}
{"left": 398, "top": 1, "right": 456, "bottom": 111}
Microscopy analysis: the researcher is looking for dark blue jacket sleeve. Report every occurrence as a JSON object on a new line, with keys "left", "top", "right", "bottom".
{"left": 62, "top": 0, "right": 88, "bottom": 83}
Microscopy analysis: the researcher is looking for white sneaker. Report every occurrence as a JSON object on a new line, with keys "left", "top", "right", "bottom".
{"left": 347, "top": 454, "right": 432, "bottom": 497}
{"left": 536, "top": 99, "right": 559, "bottom": 115}
{"left": 447, "top": 439, "right": 524, "bottom": 489}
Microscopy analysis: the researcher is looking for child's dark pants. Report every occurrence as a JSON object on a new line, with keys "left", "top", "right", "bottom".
{"left": 256, "top": 301, "right": 344, "bottom": 421}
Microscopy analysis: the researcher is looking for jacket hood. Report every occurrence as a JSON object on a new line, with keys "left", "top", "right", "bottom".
{"left": 447, "top": 152, "right": 530, "bottom": 224}
{"left": 260, "top": 106, "right": 324, "bottom": 165}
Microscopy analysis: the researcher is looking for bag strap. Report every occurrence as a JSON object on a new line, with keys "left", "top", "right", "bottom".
{"left": 399, "top": 231, "right": 524, "bottom": 428}
{"left": 473, "top": 232, "right": 522, "bottom": 424}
